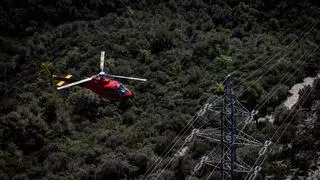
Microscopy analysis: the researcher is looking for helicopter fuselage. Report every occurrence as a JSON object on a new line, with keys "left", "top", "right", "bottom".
{"left": 54, "top": 76, "right": 133, "bottom": 101}
{"left": 53, "top": 51, "right": 146, "bottom": 101}
{"left": 83, "top": 76, "right": 132, "bottom": 101}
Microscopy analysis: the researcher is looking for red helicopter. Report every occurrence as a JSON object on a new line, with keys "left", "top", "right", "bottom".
{"left": 53, "top": 51, "right": 147, "bottom": 101}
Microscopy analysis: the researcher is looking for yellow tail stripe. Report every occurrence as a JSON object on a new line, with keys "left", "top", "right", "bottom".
{"left": 57, "top": 81, "right": 65, "bottom": 86}
{"left": 57, "top": 74, "right": 72, "bottom": 86}
{"left": 66, "top": 74, "right": 72, "bottom": 79}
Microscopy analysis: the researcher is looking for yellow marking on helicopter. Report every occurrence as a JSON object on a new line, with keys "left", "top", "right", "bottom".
{"left": 57, "top": 74, "right": 72, "bottom": 86}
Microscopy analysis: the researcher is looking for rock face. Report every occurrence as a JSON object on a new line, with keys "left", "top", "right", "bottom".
{"left": 175, "top": 146, "right": 189, "bottom": 157}
{"left": 257, "top": 114, "right": 274, "bottom": 123}
{"left": 283, "top": 74, "right": 320, "bottom": 110}
{"left": 258, "top": 74, "right": 319, "bottom": 124}
{"left": 264, "top": 78, "right": 320, "bottom": 179}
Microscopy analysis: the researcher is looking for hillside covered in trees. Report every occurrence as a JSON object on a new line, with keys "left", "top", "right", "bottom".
{"left": 0, "top": 0, "right": 320, "bottom": 179}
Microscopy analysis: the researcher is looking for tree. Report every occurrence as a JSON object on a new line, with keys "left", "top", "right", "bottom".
{"left": 40, "top": 61, "right": 54, "bottom": 85}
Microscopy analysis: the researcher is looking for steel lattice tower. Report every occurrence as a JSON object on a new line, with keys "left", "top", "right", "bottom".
{"left": 186, "top": 75, "right": 264, "bottom": 180}
{"left": 221, "top": 74, "right": 236, "bottom": 179}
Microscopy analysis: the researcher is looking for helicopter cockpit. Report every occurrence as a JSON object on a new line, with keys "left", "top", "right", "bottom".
{"left": 118, "top": 84, "right": 129, "bottom": 95}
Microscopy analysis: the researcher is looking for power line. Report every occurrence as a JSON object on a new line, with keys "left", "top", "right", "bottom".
{"left": 149, "top": 46, "right": 317, "bottom": 180}
{"left": 151, "top": 97, "right": 223, "bottom": 180}
{"left": 142, "top": 96, "right": 222, "bottom": 180}
{"left": 245, "top": 79, "right": 315, "bottom": 180}
{"left": 190, "top": 44, "right": 318, "bottom": 180}
{"left": 143, "top": 11, "right": 319, "bottom": 180}
{"left": 231, "top": 16, "right": 319, "bottom": 87}
{"left": 203, "top": 46, "right": 319, "bottom": 180}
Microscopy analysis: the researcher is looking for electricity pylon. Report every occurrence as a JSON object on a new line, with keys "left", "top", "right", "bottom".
{"left": 186, "top": 75, "right": 263, "bottom": 179}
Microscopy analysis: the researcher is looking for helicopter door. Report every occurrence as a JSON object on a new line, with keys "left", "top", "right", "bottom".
{"left": 106, "top": 88, "right": 117, "bottom": 96}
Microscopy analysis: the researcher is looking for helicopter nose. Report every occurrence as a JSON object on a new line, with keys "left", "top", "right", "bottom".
{"left": 126, "top": 90, "right": 133, "bottom": 98}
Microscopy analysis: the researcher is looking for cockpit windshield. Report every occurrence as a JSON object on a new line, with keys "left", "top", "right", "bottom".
{"left": 118, "top": 84, "right": 128, "bottom": 95}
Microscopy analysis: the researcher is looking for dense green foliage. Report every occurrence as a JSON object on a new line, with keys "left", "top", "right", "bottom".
{"left": 262, "top": 79, "right": 320, "bottom": 179}
{"left": 0, "top": 0, "right": 320, "bottom": 179}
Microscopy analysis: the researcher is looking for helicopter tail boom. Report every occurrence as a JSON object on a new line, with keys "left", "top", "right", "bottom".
{"left": 53, "top": 74, "right": 74, "bottom": 86}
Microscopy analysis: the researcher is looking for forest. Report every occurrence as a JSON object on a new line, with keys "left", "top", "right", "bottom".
{"left": 0, "top": 0, "right": 320, "bottom": 179}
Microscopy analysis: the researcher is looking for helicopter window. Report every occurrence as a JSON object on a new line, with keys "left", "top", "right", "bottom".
{"left": 118, "top": 84, "right": 128, "bottom": 95}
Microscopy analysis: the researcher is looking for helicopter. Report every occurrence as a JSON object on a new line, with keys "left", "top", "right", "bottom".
{"left": 53, "top": 51, "right": 147, "bottom": 101}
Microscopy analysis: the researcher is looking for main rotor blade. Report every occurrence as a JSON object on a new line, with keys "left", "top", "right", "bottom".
{"left": 100, "top": 51, "right": 105, "bottom": 73}
{"left": 108, "top": 74, "right": 147, "bottom": 82}
{"left": 57, "top": 77, "right": 92, "bottom": 90}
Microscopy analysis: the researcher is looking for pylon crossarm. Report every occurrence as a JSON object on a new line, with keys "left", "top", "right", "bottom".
{"left": 207, "top": 105, "right": 222, "bottom": 114}
{"left": 236, "top": 111, "right": 251, "bottom": 119}
{"left": 197, "top": 129, "right": 221, "bottom": 137}
{"left": 207, "top": 96, "right": 223, "bottom": 104}
{"left": 205, "top": 160, "right": 230, "bottom": 170}
{"left": 238, "top": 130, "right": 262, "bottom": 142}
{"left": 195, "top": 134, "right": 262, "bottom": 146}
{"left": 197, "top": 99, "right": 224, "bottom": 117}
{"left": 217, "top": 168, "right": 252, "bottom": 173}
{"left": 236, "top": 136, "right": 263, "bottom": 146}
{"left": 234, "top": 162, "right": 251, "bottom": 171}
{"left": 197, "top": 136, "right": 221, "bottom": 142}
{"left": 237, "top": 157, "right": 251, "bottom": 168}
{"left": 238, "top": 131, "right": 263, "bottom": 146}
{"left": 226, "top": 162, "right": 250, "bottom": 172}
{"left": 236, "top": 100, "right": 251, "bottom": 113}
{"left": 194, "top": 129, "right": 262, "bottom": 146}
{"left": 205, "top": 162, "right": 251, "bottom": 173}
